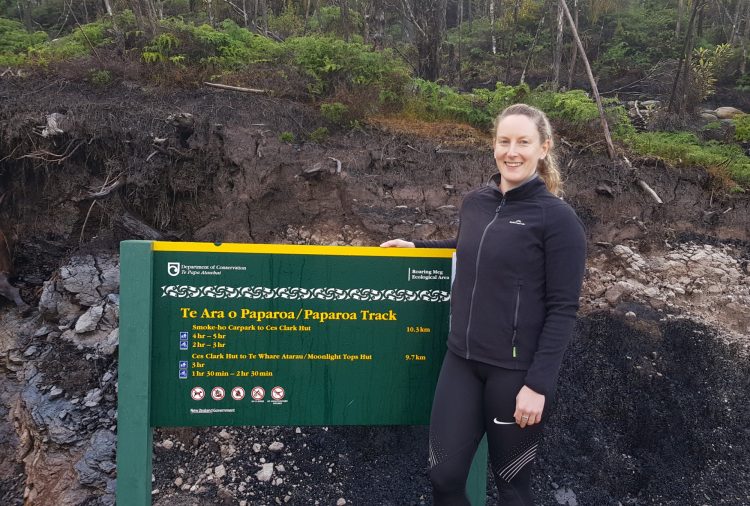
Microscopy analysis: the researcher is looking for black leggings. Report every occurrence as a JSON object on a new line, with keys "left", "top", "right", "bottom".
{"left": 429, "top": 350, "right": 546, "bottom": 505}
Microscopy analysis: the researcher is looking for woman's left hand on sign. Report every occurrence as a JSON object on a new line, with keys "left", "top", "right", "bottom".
{"left": 380, "top": 239, "right": 415, "bottom": 248}
{"left": 514, "top": 385, "right": 545, "bottom": 428}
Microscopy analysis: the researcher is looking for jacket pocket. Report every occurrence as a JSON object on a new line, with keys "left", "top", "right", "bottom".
{"left": 511, "top": 280, "right": 523, "bottom": 358}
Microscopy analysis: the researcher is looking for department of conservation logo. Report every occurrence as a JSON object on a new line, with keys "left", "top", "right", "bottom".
{"left": 167, "top": 262, "right": 181, "bottom": 277}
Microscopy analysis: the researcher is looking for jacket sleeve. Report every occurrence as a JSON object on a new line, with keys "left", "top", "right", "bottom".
{"left": 413, "top": 237, "right": 457, "bottom": 249}
{"left": 524, "top": 203, "right": 586, "bottom": 397}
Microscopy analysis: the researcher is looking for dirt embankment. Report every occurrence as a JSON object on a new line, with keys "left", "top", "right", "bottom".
{"left": 0, "top": 76, "right": 749, "bottom": 505}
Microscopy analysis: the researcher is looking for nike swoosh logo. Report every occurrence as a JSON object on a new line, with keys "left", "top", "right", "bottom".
{"left": 493, "top": 418, "right": 516, "bottom": 425}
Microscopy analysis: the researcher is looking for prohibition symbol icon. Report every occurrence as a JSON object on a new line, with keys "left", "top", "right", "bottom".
{"left": 271, "top": 386, "right": 285, "bottom": 400}
{"left": 211, "top": 387, "right": 225, "bottom": 401}
{"left": 190, "top": 387, "right": 205, "bottom": 401}
{"left": 231, "top": 387, "right": 245, "bottom": 400}
{"left": 250, "top": 386, "right": 265, "bottom": 400}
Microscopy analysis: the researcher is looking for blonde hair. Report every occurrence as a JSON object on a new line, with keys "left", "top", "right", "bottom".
{"left": 493, "top": 104, "right": 562, "bottom": 196}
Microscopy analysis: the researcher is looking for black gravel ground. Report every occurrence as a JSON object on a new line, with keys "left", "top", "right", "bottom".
{"left": 151, "top": 312, "right": 750, "bottom": 505}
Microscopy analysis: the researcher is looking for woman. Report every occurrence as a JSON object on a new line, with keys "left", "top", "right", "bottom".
{"left": 381, "top": 104, "right": 586, "bottom": 505}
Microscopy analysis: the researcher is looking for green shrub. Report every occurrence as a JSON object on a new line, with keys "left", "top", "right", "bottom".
{"left": 26, "top": 18, "right": 112, "bottom": 64}
{"left": 305, "top": 6, "right": 364, "bottom": 37}
{"left": 156, "top": 18, "right": 281, "bottom": 69}
{"left": 733, "top": 115, "right": 750, "bottom": 143}
{"left": 89, "top": 69, "right": 112, "bottom": 86}
{"left": 691, "top": 44, "right": 733, "bottom": 103}
{"left": 142, "top": 32, "right": 181, "bottom": 63}
{"left": 267, "top": 3, "right": 305, "bottom": 38}
{"left": 320, "top": 102, "right": 349, "bottom": 126}
{"left": 404, "top": 79, "right": 526, "bottom": 129}
{"left": 624, "top": 131, "right": 750, "bottom": 186}
{"left": 403, "top": 80, "right": 631, "bottom": 138}
{"left": 308, "top": 126, "right": 329, "bottom": 143}
{"left": 0, "top": 18, "right": 47, "bottom": 55}
{"left": 279, "top": 131, "right": 295, "bottom": 143}
{"left": 282, "top": 36, "right": 409, "bottom": 95}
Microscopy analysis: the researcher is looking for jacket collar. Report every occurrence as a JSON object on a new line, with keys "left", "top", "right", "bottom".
{"left": 488, "top": 172, "right": 546, "bottom": 200}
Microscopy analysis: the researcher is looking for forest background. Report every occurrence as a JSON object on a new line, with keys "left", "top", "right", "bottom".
{"left": 2, "top": 0, "right": 750, "bottom": 188}
{"left": 2, "top": 2, "right": 750, "bottom": 505}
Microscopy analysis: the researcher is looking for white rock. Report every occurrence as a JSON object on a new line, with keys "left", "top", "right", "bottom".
{"left": 554, "top": 486, "right": 578, "bottom": 506}
{"left": 714, "top": 106, "right": 744, "bottom": 119}
{"left": 644, "top": 287, "right": 660, "bottom": 298}
{"left": 613, "top": 244, "right": 634, "bottom": 258}
{"left": 162, "top": 439, "right": 174, "bottom": 450}
{"left": 256, "top": 463, "right": 274, "bottom": 482}
{"left": 214, "top": 464, "right": 227, "bottom": 479}
{"left": 253, "top": 443, "right": 262, "bottom": 453}
{"left": 337, "top": 499, "right": 347, "bottom": 506}
{"left": 269, "top": 441, "right": 284, "bottom": 452}
{"left": 75, "top": 304, "right": 104, "bottom": 333}
{"left": 83, "top": 388, "right": 102, "bottom": 407}
{"left": 219, "top": 429, "right": 231, "bottom": 439}
{"left": 174, "top": 477, "right": 183, "bottom": 486}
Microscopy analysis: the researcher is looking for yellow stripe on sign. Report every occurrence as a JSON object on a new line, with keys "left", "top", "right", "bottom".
{"left": 152, "top": 241, "right": 455, "bottom": 258}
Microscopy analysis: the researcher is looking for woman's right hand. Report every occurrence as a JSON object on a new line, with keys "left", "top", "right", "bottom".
{"left": 380, "top": 239, "right": 415, "bottom": 248}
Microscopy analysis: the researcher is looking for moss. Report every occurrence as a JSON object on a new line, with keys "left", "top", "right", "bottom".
{"left": 623, "top": 131, "right": 750, "bottom": 186}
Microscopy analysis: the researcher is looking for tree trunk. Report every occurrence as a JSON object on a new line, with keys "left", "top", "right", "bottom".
{"left": 340, "top": 0, "right": 351, "bottom": 41}
{"left": 742, "top": 0, "right": 750, "bottom": 74}
{"left": 676, "top": 0, "right": 684, "bottom": 38}
{"left": 373, "top": 0, "right": 385, "bottom": 49}
{"left": 19, "top": 1, "right": 33, "bottom": 31}
{"left": 103, "top": 0, "right": 114, "bottom": 16}
{"left": 559, "top": 0, "right": 616, "bottom": 160}
{"left": 207, "top": 0, "right": 215, "bottom": 27}
{"left": 402, "top": 0, "right": 447, "bottom": 80}
{"left": 129, "top": 0, "right": 159, "bottom": 36}
{"left": 567, "top": 0, "right": 578, "bottom": 89}
{"left": 520, "top": 9, "right": 546, "bottom": 85}
{"left": 504, "top": 0, "right": 520, "bottom": 82}
{"left": 416, "top": 29, "right": 441, "bottom": 80}
{"left": 490, "top": 0, "right": 496, "bottom": 54}
{"left": 552, "top": 0, "right": 564, "bottom": 89}
{"left": 730, "top": 0, "right": 743, "bottom": 45}
{"left": 458, "top": 0, "right": 463, "bottom": 87}
{"left": 668, "top": 0, "right": 704, "bottom": 114}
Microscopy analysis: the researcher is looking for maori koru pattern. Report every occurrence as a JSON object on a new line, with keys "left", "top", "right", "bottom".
{"left": 161, "top": 285, "right": 450, "bottom": 302}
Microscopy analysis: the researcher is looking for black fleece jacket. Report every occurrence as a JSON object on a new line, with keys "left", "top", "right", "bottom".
{"left": 414, "top": 174, "right": 586, "bottom": 397}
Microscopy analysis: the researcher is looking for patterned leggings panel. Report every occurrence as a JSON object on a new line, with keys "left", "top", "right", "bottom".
{"left": 428, "top": 350, "right": 546, "bottom": 506}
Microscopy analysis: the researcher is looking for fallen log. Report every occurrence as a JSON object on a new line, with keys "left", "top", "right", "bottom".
{"left": 204, "top": 82, "right": 268, "bottom": 94}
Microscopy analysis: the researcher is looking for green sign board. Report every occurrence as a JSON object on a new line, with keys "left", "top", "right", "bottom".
{"left": 116, "top": 241, "right": 487, "bottom": 506}
{"left": 150, "top": 242, "right": 453, "bottom": 426}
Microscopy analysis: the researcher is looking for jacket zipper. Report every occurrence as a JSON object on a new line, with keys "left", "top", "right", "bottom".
{"left": 464, "top": 196, "right": 506, "bottom": 359}
{"left": 511, "top": 281, "right": 522, "bottom": 358}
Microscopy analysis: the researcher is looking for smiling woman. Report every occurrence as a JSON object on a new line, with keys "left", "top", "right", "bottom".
{"left": 494, "top": 113, "right": 551, "bottom": 193}
{"left": 493, "top": 103, "right": 561, "bottom": 196}
{"left": 382, "top": 103, "right": 586, "bottom": 505}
